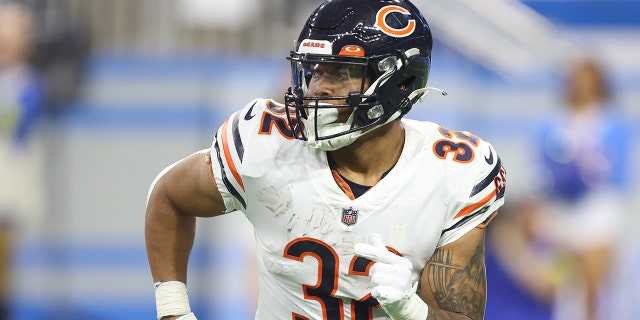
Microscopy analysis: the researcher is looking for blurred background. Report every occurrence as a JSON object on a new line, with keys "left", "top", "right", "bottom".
{"left": 0, "top": 0, "right": 638, "bottom": 319}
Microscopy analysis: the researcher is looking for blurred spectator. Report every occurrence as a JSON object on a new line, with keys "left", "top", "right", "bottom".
{"left": 487, "top": 57, "right": 633, "bottom": 320}
{"left": 485, "top": 201, "right": 553, "bottom": 320}
{"left": 0, "top": 1, "right": 43, "bottom": 145}
{"left": 0, "top": 1, "right": 45, "bottom": 318}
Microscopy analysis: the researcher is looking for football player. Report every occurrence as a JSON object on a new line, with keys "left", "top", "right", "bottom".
{"left": 145, "top": 0, "right": 506, "bottom": 319}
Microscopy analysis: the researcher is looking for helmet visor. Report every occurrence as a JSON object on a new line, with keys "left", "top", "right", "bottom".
{"left": 286, "top": 53, "right": 382, "bottom": 139}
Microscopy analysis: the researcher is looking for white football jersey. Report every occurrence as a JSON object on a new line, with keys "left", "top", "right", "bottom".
{"left": 209, "top": 99, "right": 506, "bottom": 320}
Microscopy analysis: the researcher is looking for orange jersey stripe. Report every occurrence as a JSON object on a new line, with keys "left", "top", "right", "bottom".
{"left": 221, "top": 118, "right": 245, "bottom": 191}
{"left": 331, "top": 170, "right": 356, "bottom": 201}
{"left": 454, "top": 188, "right": 496, "bottom": 219}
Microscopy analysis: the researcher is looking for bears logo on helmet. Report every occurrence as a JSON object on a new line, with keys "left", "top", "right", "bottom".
{"left": 375, "top": 5, "right": 417, "bottom": 38}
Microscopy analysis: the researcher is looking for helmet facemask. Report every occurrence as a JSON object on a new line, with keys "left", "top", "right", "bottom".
{"left": 285, "top": 52, "right": 388, "bottom": 150}
{"left": 285, "top": 49, "right": 438, "bottom": 151}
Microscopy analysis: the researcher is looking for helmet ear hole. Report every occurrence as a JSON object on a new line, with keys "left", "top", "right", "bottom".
{"left": 397, "top": 76, "right": 416, "bottom": 90}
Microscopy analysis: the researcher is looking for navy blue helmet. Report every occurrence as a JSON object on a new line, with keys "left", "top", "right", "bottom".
{"left": 284, "top": 0, "right": 436, "bottom": 150}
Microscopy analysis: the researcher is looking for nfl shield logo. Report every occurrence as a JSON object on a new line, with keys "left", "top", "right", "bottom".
{"left": 341, "top": 207, "right": 358, "bottom": 226}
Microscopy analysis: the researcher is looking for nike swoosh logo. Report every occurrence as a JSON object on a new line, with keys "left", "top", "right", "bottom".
{"left": 484, "top": 149, "right": 494, "bottom": 165}
{"left": 244, "top": 102, "right": 257, "bottom": 120}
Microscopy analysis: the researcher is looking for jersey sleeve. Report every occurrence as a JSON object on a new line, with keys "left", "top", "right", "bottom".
{"left": 438, "top": 141, "right": 507, "bottom": 247}
{"left": 208, "top": 98, "right": 264, "bottom": 213}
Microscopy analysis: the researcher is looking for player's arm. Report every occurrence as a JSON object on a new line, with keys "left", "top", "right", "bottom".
{"left": 354, "top": 226, "right": 487, "bottom": 320}
{"left": 420, "top": 225, "right": 487, "bottom": 320}
{"left": 145, "top": 150, "right": 226, "bottom": 319}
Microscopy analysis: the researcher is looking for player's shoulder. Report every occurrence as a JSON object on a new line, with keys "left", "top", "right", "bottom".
{"left": 403, "top": 118, "right": 503, "bottom": 183}
{"left": 213, "top": 98, "right": 303, "bottom": 164}
{"left": 237, "top": 98, "right": 278, "bottom": 122}
{"left": 403, "top": 119, "right": 497, "bottom": 160}
{"left": 232, "top": 98, "right": 299, "bottom": 140}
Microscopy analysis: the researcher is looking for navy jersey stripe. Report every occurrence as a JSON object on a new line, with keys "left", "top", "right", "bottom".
{"left": 441, "top": 205, "right": 491, "bottom": 235}
{"left": 213, "top": 132, "right": 246, "bottom": 209}
{"left": 469, "top": 157, "right": 502, "bottom": 197}
{"left": 231, "top": 111, "right": 244, "bottom": 162}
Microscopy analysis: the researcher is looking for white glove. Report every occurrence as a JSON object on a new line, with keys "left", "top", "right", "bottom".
{"left": 354, "top": 233, "right": 429, "bottom": 320}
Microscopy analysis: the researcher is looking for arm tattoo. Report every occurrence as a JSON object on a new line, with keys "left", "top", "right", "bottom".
{"left": 425, "top": 240, "right": 486, "bottom": 319}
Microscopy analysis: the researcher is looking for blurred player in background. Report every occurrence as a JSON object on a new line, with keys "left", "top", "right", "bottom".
{"left": 146, "top": 0, "right": 506, "bottom": 319}
{"left": 488, "top": 57, "right": 632, "bottom": 320}
{"left": 0, "top": 2, "right": 45, "bottom": 318}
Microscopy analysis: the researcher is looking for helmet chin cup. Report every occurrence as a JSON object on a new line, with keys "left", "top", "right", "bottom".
{"left": 306, "top": 103, "right": 339, "bottom": 125}
{"left": 306, "top": 125, "right": 362, "bottom": 151}
{"left": 303, "top": 103, "right": 362, "bottom": 151}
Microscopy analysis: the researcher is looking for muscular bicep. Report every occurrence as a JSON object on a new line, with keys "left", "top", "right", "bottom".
{"left": 420, "top": 226, "right": 487, "bottom": 319}
{"left": 148, "top": 149, "right": 227, "bottom": 217}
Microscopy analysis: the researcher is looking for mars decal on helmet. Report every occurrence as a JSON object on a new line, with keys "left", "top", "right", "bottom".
{"left": 298, "top": 39, "right": 332, "bottom": 54}
{"left": 374, "top": 5, "right": 416, "bottom": 38}
{"left": 341, "top": 207, "right": 358, "bottom": 226}
{"left": 339, "top": 45, "right": 365, "bottom": 57}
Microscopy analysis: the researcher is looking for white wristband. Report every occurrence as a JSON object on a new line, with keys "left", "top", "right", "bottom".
{"left": 175, "top": 312, "right": 197, "bottom": 320}
{"left": 154, "top": 281, "right": 192, "bottom": 320}
{"left": 381, "top": 293, "right": 429, "bottom": 320}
